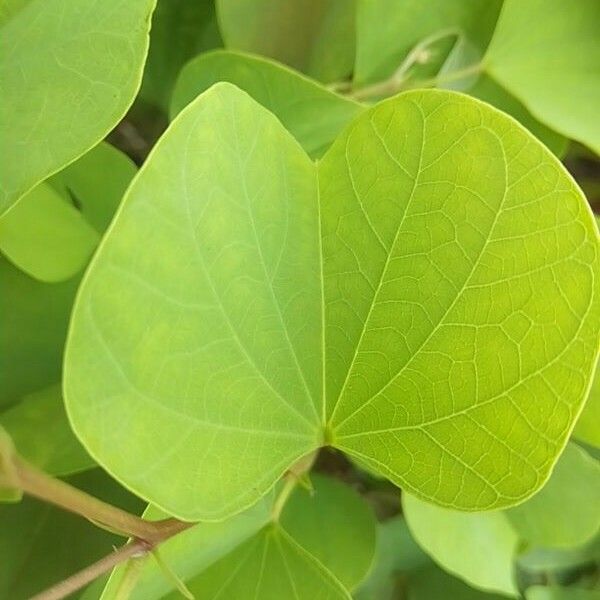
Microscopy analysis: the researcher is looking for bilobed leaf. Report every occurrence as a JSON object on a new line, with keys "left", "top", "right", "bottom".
{"left": 140, "top": 0, "right": 222, "bottom": 110}
{"left": 506, "top": 444, "right": 600, "bottom": 547}
{"left": 176, "top": 526, "right": 349, "bottom": 600}
{"left": 216, "top": 0, "right": 355, "bottom": 83}
{"left": 0, "top": 0, "right": 154, "bottom": 214}
{"left": 171, "top": 50, "right": 364, "bottom": 157}
{"left": 0, "top": 469, "right": 144, "bottom": 599}
{"left": 0, "top": 385, "right": 94, "bottom": 476}
{"left": 354, "top": 0, "right": 502, "bottom": 85}
{"left": 484, "top": 0, "right": 600, "bottom": 154}
{"left": 403, "top": 493, "right": 519, "bottom": 596}
{"left": 65, "top": 84, "right": 600, "bottom": 520}
{"left": 0, "top": 182, "right": 99, "bottom": 283}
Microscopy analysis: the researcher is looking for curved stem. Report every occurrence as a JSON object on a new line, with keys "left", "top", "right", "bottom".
{"left": 13, "top": 457, "right": 192, "bottom": 544}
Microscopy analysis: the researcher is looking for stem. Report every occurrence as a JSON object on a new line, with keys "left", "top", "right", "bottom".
{"left": 13, "top": 457, "right": 191, "bottom": 544}
{"left": 404, "top": 62, "right": 482, "bottom": 90}
{"left": 349, "top": 27, "right": 462, "bottom": 101}
{"left": 29, "top": 540, "right": 149, "bottom": 600}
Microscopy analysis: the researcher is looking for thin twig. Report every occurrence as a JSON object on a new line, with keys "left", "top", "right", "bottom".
{"left": 30, "top": 540, "right": 150, "bottom": 600}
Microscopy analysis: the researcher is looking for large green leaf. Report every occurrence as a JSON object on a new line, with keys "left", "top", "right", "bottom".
{"left": 216, "top": 0, "right": 355, "bottom": 83}
{"left": 484, "top": 0, "right": 600, "bottom": 154}
{"left": 0, "top": 0, "right": 154, "bottom": 214}
{"left": 354, "top": 0, "right": 502, "bottom": 85}
{"left": 140, "top": 0, "right": 222, "bottom": 110}
{"left": 65, "top": 84, "right": 600, "bottom": 520}
{"left": 0, "top": 469, "right": 144, "bottom": 599}
{"left": 506, "top": 444, "right": 600, "bottom": 548}
{"left": 403, "top": 493, "right": 519, "bottom": 596}
{"left": 171, "top": 50, "right": 363, "bottom": 157}
{"left": 0, "top": 385, "right": 94, "bottom": 476}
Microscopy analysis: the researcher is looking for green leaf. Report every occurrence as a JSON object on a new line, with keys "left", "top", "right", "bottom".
{"left": 0, "top": 427, "right": 21, "bottom": 502}
{"left": 0, "top": 256, "right": 79, "bottom": 408}
{"left": 280, "top": 474, "right": 376, "bottom": 590}
{"left": 574, "top": 358, "right": 600, "bottom": 448}
{"left": 176, "top": 525, "right": 350, "bottom": 599}
{"left": 468, "top": 75, "right": 567, "bottom": 158}
{"left": 506, "top": 444, "right": 600, "bottom": 548}
{"left": 409, "top": 565, "right": 509, "bottom": 600}
{"left": 484, "top": 0, "right": 600, "bottom": 154}
{"left": 171, "top": 50, "right": 363, "bottom": 158}
{"left": 0, "top": 182, "right": 99, "bottom": 283}
{"left": 354, "top": 0, "right": 502, "bottom": 85}
{"left": 0, "top": 0, "right": 154, "bottom": 214}
{"left": 354, "top": 516, "right": 430, "bottom": 600}
{"left": 65, "top": 84, "right": 600, "bottom": 519}
{"left": 0, "top": 385, "right": 94, "bottom": 476}
{"left": 49, "top": 141, "right": 138, "bottom": 234}
{"left": 403, "top": 493, "right": 519, "bottom": 596}
{"left": 0, "top": 469, "right": 144, "bottom": 599}
{"left": 526, "top": 587, "right": 600, "bottom": 600}
{"left": 215, "top": 0, "right": 355, "bottom": 82}
{"left": 140, "top": 0, "right": 222, "bottom": 110}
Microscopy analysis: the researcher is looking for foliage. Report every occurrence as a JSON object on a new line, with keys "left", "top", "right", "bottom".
{"left": 1, "top": 1, "right": 599, "bottom": 599}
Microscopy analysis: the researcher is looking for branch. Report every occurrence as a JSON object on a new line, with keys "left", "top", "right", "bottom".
{"left": 29, "top": 540, "right": 149, "bottom": 600}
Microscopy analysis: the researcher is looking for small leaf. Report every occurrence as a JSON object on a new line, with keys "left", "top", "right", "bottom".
{"left": 403, "top": 493, "right": 519, "bottom": 596}
{"left": 0, "top": 385, "right": 95, "bottom": 477}
{"left": 140, "top": 0, "right": 222, "bottom": 110}
{"left": 216, "top": 0, "right": 355, "bottom": 83}
{"left": 280, "top": 474, "right": 376, "bottom": 590}
{"left": 484, "top": 0, "right": 600, "bottom": 154}
{"left": 0, "top": 182, "right": 99, "bottom": 283}
{"left": 0, "top": 0, "right": 154, "bottom": 214}
{"left": 506, "top": 444, "right": 600, "bottom": 548}
{"left": 171, "top": 50, "right": 363, "bottom": 158}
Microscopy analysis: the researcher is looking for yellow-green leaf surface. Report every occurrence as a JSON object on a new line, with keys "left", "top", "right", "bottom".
{"left": 0, "top": 385, "right": 94, "bottom": 476}
{"left": 403, "top": 493, "right": 519, "bottom": 596}
{"left": 216, "top": 0, "right": 355, "bottom": 83}
{"left": 484, "top": 0, "right": 600, "bottom": 154}
{"left": 526, "top": 587, "right": 600, "bottom": 600}
{"left": 0, "top": 182, "right": 99, "bottom": 282}
{"left": 574, "top": 361, "right": 600, "bottom": 448}
{"left": 65, "top": 84, "right": 600, "bottom": 520}
{"left": 0, "top": 0, "right": 154, "bottom": 214}
{"left": 506, "top": 444, "right": 600, "bottom": 548}
{"left": 171, "top": 51, "right": 363, "bottom": 158}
